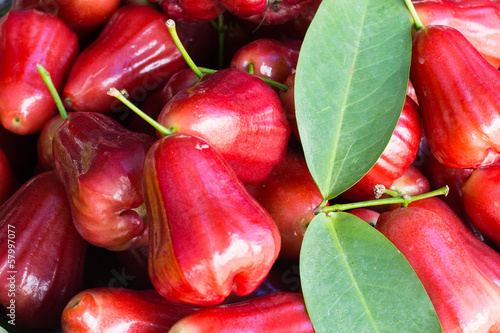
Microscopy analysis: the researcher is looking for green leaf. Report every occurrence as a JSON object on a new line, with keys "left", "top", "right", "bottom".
{"left": 295, "top": 0, "right": 412, "bottom": 200}
{"left": 300, "top": 213, "right": 442, "bottom": 332}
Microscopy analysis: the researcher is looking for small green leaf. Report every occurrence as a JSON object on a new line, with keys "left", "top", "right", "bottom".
{"left": 300, "top": 213, "right": 442, "bottom": 332}
{"left": 295, "top": 0, "right": 412, "bottom": 200}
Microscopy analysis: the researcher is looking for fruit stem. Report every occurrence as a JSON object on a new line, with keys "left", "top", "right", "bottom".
{"left": 247, "top": 63, "right": 255, "bottom": 75}
{"left": 166, "top": 19, "right": 204, "bottom": 79}
{"left": 374, "top": 185, "right": 401, "bottom": 199}
{"left": 316, "top": 185, "right": 449, "bottom": 214}
{"left": 107, "top": 88, "right": 175, "bottom": 136}
{"left": 210, "top": 15, "right": 226, "bottom": 69}
{"left": 260, "top": 78, "right": 289, "bottom": 92}
{"left": 404, "top": 0, "right": 424, "bottom": 30}
{"left": 37, "top": 64, "right": 68, "bottom": 120}
{"left": 198, "top": 67, "right": 289, "bottom": 92}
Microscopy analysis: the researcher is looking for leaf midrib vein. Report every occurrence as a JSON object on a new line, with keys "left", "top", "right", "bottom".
{"left": 324, "top": 2, "right": 372, "bottom": 197}
{"left": 328, "top": 216, "right": 380, "bottom": 333}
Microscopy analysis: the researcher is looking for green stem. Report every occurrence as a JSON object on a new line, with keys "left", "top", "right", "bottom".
{"left": 107, "top": 88, "right": 174, "bottom": 136}
{"left": 404, "top": 0, "right": 424, "bottom": 30}
{"left": 260, "top": 77, "right": 289, "bottom": 92}
{"left": 247, "top": 63, "right": 255, "bottom": 75}
{"left": 37, "top": 64, "right": 68, "bottom": 119}
{"left": 210, "top": 15, "right": 225, "bottom": 70}
{"left": 383, "top": 188, "right": 401, "bottom": 198}
{"left": 166, "top": 19, "right": 204, "bottom": 79}
{"left": 316, "top": 185, "right": 449, "bottom": 214}
{"left": 198, "top": 67, "right": 289, "bottom": 92}
{"left": 217, "top": 15, "right": 225, "bottom": 70}
{"left": 199, "top": 67, "right": 217, "bottom": 75}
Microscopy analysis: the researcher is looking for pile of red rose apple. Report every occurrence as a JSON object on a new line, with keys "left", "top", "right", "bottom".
{"left": 2, "top": 0, "right": 500, "bottom": 332}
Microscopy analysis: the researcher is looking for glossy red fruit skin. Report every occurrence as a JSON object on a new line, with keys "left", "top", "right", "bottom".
{"left": 406, "top": 80, "right": 418, "bottom": 105}
{"left": 245, "top": 148, "right": 324, "bottom": 260}
{"left": 279, "top": 73, "right": 299, "bottom": 140}
{"left": 220, "top": 0, "right": 313, "bottom": 25}
{"left": 462, "top": 166, "right": 500, "bottom": 249}
{"left": 158, "top": 0, "right": 225, "bottom": 22}
{"left": 222, "top": 267, "right": 292, "bottom": 304}
{"left": 218, "top": 0, "right": 267, "bottom": 17}
{"left": 376, "top": 165, "right": 431, "bottom": 213}
{"left": 52, "top": 112, "right": 155, "bottom": 251}
{"left": 168, "top": 292, "right": 314, "bottom": 333}
{"left": 348, "top": 208, "right": 380, "bottom": 227}
{"left": 377, "top": 207, "right": 500, "bottom": 333}
{"left": 157, "top": 68, "right": 291, "bottom": 184}
{"left": 246, "top": 0, "right": 313, "bottom": 25}
{"left": 230, "top": 38, "right": 301, "bottom": 86}
{"left": 128, "top": 68, "right": 201, "bottom": 137}
{"left": 409, "top": 197, "right": 500, "bottom": 287}
{"left": 341, "top": 96, "right": 422, "bottom": 201}
{"left": 62, "top": 5, "right": 187, "bottom": 114}
{"left": 389, "top": 165, "right": 430, "bottom": 196}
{"left": 11, "top": 0, "right": 121, "bottom": 42}
{"left": 283, "top": 0, "right": 322, "bottom": 39}
{"left": 0, "top": 9, "right": 79, "bottom": 135}
{"left": 143, "top": 133, "right": 281, "bottom": 306}
{"left": 61, "top": 287, "right": 199, "bottom": 332}
{"left": 0, "top": 148, "right": 19, "bottom": 205}
{"left": 410, "top": 25, "right": 500, "bottom": 169}
{"left": 0, "top": 171, "right": 87, "bottom": 329}
{"left": 36, "top": 112, "right": 73, "bottom": 172}
{"left": 421, "top": 152, "right": 481, "bottom": 237}
{"left": 412, "top": 0, "right": 500, "bottom": 68}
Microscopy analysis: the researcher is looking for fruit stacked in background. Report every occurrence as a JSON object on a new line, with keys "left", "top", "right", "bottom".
{"left": 3, "top": 0, "right": 500, "bottom": 331}
{"left": 0, "top": 2, "right": 315, "bottom": 331}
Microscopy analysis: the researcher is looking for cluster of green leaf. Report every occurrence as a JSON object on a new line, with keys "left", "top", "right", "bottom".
{"left": 294, "top": 0, "right": 442, "bottom": 331}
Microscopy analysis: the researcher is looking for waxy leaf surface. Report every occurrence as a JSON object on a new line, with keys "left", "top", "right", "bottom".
{"left": 300, "top": 213, "right": 442, "bottom": 332}
{"left": 295, "top": 0, "right": 412, "bottom": 200}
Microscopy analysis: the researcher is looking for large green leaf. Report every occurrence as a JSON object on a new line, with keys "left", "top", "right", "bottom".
{"left": 300, "top": 213, "right": 442, "bottom": 332}
{"left": 295, "top": 0, "right": 412, "bottom": 200}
